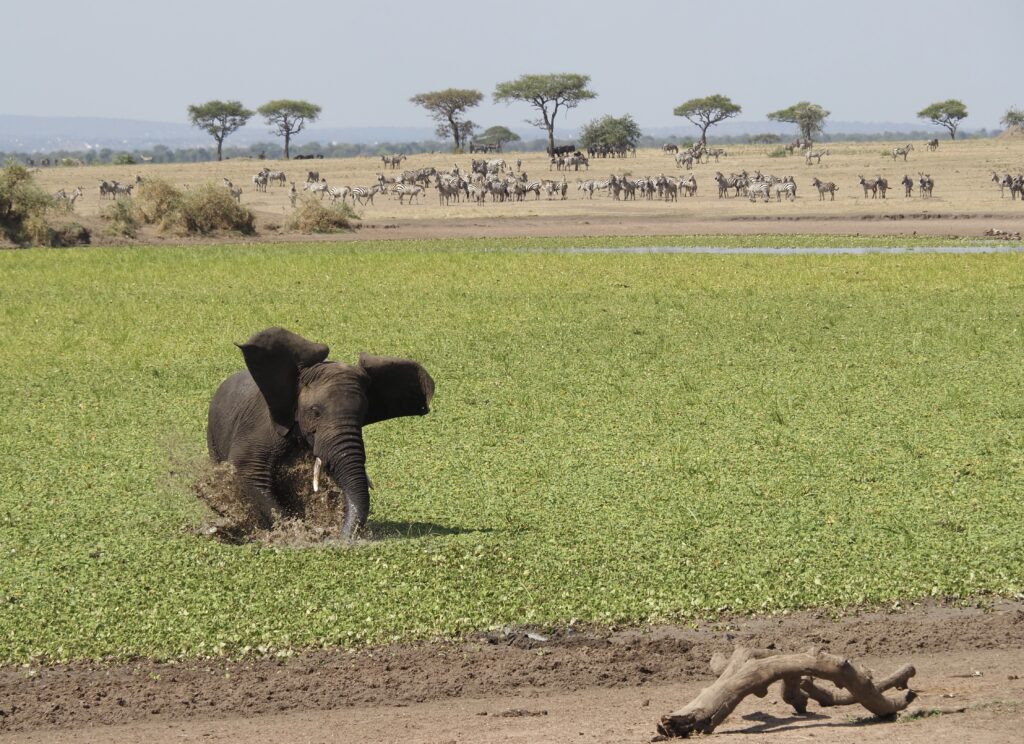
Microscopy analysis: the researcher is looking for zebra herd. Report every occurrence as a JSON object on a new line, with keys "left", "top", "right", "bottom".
{"left": 98, "top": 178, "right": 138, "bottom": 200}
{"left": 712, "top": 171, "right": 796, "bottom": 201}
{"left": 577, "top": 174, "right": 698, "bottom": 201}
{"left": 991, "top": 172, "right": 1024, "bottom": 200}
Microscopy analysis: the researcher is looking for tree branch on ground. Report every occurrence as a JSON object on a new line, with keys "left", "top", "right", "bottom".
{"left": 656, "top": 647, "right": 917, "bottom": 738}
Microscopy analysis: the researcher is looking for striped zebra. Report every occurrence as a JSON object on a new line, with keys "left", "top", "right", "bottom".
{"left": 229, "top": 186, "right": 242, "bottom": 203}
{"left": 918, "top": 173, "right": 934, "bottom": 198}
{"left": 289, "top": 182, "right": 298, "bottom": 207}
{"left": 875, "top": 176, "right": 890, "bottom": 199}
{"left": 804, "top": 149, "right": 829, "bottom": 165}
{"left": 858, "top": 175, "right": 879, "bottom": 198}
{"left": 902, "top": 175, "right": 914, "bottom": 197}
{"left": 54, "top": 186, "right": 84, "bottom": 209}
{"left": 302, "top": 179, "right": 329, "bottom": 199}
{"left": 252, "top": 172, "right": 269, "bottom": 193}
{"left": 680, "top": 175, "right": 697, "bottom": 197}
{"left": 325, "top": 185, "right": 351, "bottom": 204}
{"left": 772, "top": 177, "right": 796, "bottom": 202}
{"left": 926, "top": 138, "right": 939, "bottom": 151}
{"left": 747, "top": 180, "right": 772, "bottom": 202}
{"left": 892, "top": 144, "right": 914, "bottom": 161}
{"left": 266, "top": 170, "right": 287, "bottom": 187}
{"left": 810, "top": 177, "right": 838, "bottom": 200}
{"left": 392, "top": 183, "right": 424, "bottom": 205}
{"left": 350, "top": 184, "right": 386, "bottom": 206}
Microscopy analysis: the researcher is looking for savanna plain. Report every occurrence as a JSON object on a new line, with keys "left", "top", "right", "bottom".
{"left": 2, "top": 145, "right": 1024, "bottom": 741}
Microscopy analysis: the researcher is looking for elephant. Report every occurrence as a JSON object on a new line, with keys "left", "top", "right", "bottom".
{"left": 206, "top": 326, "right": 435, "bottom": 540}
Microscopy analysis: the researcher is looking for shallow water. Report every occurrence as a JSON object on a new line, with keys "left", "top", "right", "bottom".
{"left": 540, "top": 244, "right": 1024, "bottom": 256}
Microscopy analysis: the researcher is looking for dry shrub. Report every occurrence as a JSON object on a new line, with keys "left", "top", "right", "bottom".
{"left": 0, "top": 162, "right": 56, "bottom": 245}
{"left": 192, "top": 454, "right": 347, "bottom": 546}
{"left": 132, "top": 179, "right": 255, "bottom": 235}
{"left": 133, "top": 177, "right": 182, "bottom": 226}
{"left": 102, "top": 199, "right": 138, "bottom": 237}
{"left": 177, "top": 184, "right": 255, "bottom": 235}
{"left": 287, "top": 195, "right": 358, "bottom": 233}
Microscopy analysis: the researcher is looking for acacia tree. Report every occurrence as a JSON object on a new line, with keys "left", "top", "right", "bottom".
{"left": 917, "top": 99, "right": 968, "bottom": 140}
{"left": 476, "top": 125, "right": 521, "bottom": 149}
{"left": 410, "top": 88, "right": 483, "bottom": 151}
{"left": 673, "top": 95, "right": 741, "bottom": 146}
{"left": 1001, "top": 106, "right": 1024, "bottom": 129}
{"left": 186, "top": 100, "right": 254, "bottom": 161}
{"left": 767, "top": 101, "right": 831, "bottom": 143}
{"left": 256, "top": 99, "right": 321, "bottom": 159}
{"left": 580, "top": 114, "right": 642, "bottom": 152}
{"left": 493, "top": 73, "right": 597, "bottom": 155}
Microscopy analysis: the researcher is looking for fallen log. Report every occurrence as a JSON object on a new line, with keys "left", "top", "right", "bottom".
{"left": 657, "top": 647, "right": 916, "bottom": 738}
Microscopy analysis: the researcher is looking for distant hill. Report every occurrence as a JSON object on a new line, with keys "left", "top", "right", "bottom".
{"left": 0, "top": 114, "right": 970, "bottom": 153}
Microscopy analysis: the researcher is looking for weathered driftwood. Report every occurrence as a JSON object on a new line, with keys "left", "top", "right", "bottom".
{"left": 657, "top": 647, "right": 916, "bottom": 738}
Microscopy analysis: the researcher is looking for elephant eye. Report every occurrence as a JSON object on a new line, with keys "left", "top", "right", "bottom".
{"left": 309, "top": 405, "right": 323, "bottom": 419}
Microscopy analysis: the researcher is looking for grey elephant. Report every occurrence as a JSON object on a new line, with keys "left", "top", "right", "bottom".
{"left": 206, "top": 327, "right": 435, "bottom": 540}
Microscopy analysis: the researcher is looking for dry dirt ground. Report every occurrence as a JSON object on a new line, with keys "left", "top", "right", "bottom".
{"left": 2, "top": 600, "right": 1021, "bottom": 743}
{"left": 28, "top": 138, "right": 1024, "bottom": 244}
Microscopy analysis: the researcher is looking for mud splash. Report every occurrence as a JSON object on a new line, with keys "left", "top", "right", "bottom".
{"left": 191, "top": 454, "right": 347, "bottom": 546}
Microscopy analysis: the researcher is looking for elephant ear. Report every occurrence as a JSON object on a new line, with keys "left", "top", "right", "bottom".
{"left": 237, "top": 327, "right": 329, "bottom": 436}
{"left": 359, "top": 353, "right": 435, "bottom": 426}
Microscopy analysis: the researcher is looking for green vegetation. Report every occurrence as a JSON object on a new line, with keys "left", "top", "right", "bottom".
{"left": 493, "top": 73, "right": 597, "bottom": 155}
{"left": 673, "top": 94, "right": 742, "bottom": 146}
{"left": 1, "top": 241, "right": 1022, "bottom": 663}
{"left": 257, "top": 100, "right": 322, "bottom": 160}
{"left": 918, "top": 100, "right": 969, "bottom": 140}
{"left": 768, "top": 102, "right": 831, "bottom": 142}
{"left": 409, "top": 89, "right": 483, "bottom": 151}
{"left": 580, "top": 114, "right": 642, "bottom": 152}
{"left": 187, "top": 100, "right": 255, "bottom": 162}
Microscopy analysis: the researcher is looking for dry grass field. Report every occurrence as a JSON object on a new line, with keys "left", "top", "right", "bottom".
{"left": 26, "top": 135, "right": 1024, "bottom": 242}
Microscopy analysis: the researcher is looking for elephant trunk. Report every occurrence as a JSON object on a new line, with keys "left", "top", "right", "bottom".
{"left": 316, "top": 424, "right": 370, "bottom": 540}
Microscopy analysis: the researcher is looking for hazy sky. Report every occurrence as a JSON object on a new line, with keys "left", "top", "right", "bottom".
{"left": 7, "top": 0, "right": 1018, "bottom": 132}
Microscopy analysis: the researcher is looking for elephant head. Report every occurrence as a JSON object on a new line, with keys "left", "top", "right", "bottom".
{"left": 231, "top": 327, "right": 434, "bottom": 539}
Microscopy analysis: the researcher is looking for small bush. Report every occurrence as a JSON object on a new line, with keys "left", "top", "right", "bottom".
{"left": 102, "top": 199, "right": 139, "bottom": 237}
{"left": 176, "top": 185, "right": 255, "bottom": 235}
{"left": 287, "top": 196, "right": 358, "bottom": 233}
{"left": 134, "top": 178, "right": 182, "bottom": 226}
{"left": 767, "top": 147, "right": 789, "bottom": 158}
{"left": 0, "top": 162, "right": 54, "bottom": 245}
{"left": 132, "top": 179, "right": 255, "bottom": 235}
{"left": 113, "top": 153, "right": 135, "bottom": 165}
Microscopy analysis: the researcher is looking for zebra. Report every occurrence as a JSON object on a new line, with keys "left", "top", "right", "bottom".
{"left": 325, "top": 185, "right": 351, "bottom": 204}
{"left": 918, "top": 173, "right": 934, "bottom": 198}
{"left": 772, "top": 177, "right": 797, "bottom": 202}
{"left": 112, "top": 182, "right": 133, "bottom": 199}
{"left": 706, "top": 148, "right": 726, "bottom": 162}
{"left": 382, "top": 153, "right": 406, "bottom": 169}
{"left": 810, "top": 177, "right": 838, "bottom": 201}
{"left": 229, "top": 186, "right": 243, "bottom": 203}
{"left": 662, "top": 143, "right": 679, "bottom": 153}
{"left": 680, "top": 175, "right": 697, "bottom": 197}
{"left": 892, "top": 144, "right": 914, "bottom": 161}
{"left": 392, "top": 183, "right": 424, "bottom": 205}
{"left": 98, "top": 180, "right": 116, "bottom": 200}
{"left": 901, "top": 175, "right": 914, "bottom": 197}
{"left": 992, "top": 172, "right": 1013, "bottom": 198}
{"left": 926, "top": 138, "right": 939, "bottom": 151}
{"left": 875, "top": 176, "right": 890, "bottom": 199}
{"left": 54, "top": 186, "right": 84, "bottom": 209}
{"left": 252, "top": 172, "right": 269, "bottom": 192}
{"left": 306, "top": 171, "right": 320, "bottom": 183}
{"left": 674, "top": 151, "right": 694, "bottom": 170}
{"left": 266, "top": 170, "right": 287, "bottom": 187}
{"left": 858, "top": 175, "right": 879, "bottom": 198}
{"left": 289, "top": 182, "right": 298, "bottom": 207}
{"left": 350, "top": 185, "right": 383, "bottom": 206}
{"left": 748, "top": 180, "right": 772, "bottom": 202}
{"left": 804, "top": 149, "right": 829, "bottom": 165}
{"left": 302, "top": 179, "right": 329, "bottom": 199}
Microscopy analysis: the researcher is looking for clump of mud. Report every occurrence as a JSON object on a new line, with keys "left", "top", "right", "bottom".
{"left": 191, "top": 454, "right": 347, "bottom": 546}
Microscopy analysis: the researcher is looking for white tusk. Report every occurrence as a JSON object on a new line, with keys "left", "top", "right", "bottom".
{"left": 313, "top": 457, "right": 322, "bottom": 492}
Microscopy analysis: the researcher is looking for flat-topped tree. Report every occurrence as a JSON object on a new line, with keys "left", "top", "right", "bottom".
{"left": 1001, "top": 106, "right": 1024, "bottom": 130}
{"left": 918, "top": 99, "right": 968, "bottom": 140}
{"left": 410, "top": 88, "right": 483, "bottom": 151}
{"left": 580, "top": 114, "right": 642, "bottom": 152}
{"left": 767, "top": 101, "right": 831, "bottom": 144}
{"left": 477, "top": 126, "right": 521, "bottom": 149}
{"left": 187, "top": 101, "right": 254, "bottom": 162}
{"left": 257, "top": 99, "right": 321, "bottom": 159}
{"left": 673, "top": 94, "right": 741, "bottom": 147}
{"left": 494, "top": 73, "right": 597, "bottom": 156}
